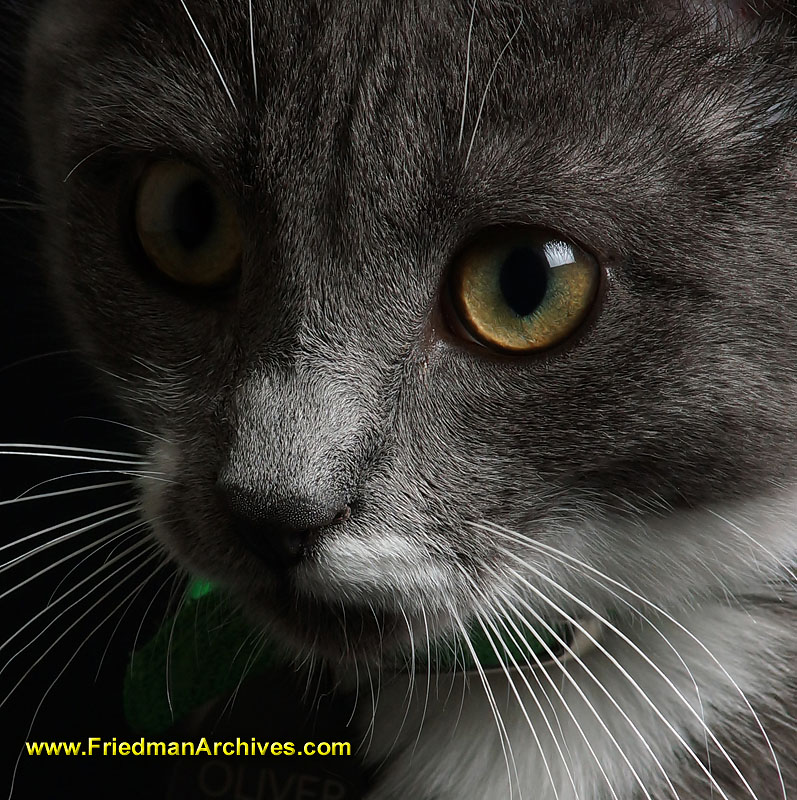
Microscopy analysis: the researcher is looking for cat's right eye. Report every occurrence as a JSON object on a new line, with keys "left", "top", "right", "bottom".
{"left": 134, "top": 161, "right": 242, "bottom": 287}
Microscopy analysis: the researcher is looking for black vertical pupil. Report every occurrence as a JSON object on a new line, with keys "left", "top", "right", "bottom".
{"left": 499, "top": 246, "right": 548, "bottom": 317}
{"left": 171, "top": 179, "right": 216, "bottom": 250}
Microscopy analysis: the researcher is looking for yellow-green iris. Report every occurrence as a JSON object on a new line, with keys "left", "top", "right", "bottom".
{"left": 135, "top": 161, "right": 242, "bottom": 287}
{"left": 450, "top": 229, "right": 599, "bottom": 352}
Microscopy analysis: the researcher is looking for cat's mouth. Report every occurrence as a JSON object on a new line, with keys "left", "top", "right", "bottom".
{"left": 141, "top": 448, "right": 463, "bottom": 664}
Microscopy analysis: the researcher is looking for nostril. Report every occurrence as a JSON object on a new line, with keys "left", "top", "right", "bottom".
{"left": 215, "top": 479, "right": 352, "bottom": 567}
{"left": 331, "top": 505, "right": 351, "bottom": 525}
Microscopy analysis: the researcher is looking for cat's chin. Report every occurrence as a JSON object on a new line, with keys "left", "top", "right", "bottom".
{"left": 239, "top": 581, "right": 413, "bottom": 667}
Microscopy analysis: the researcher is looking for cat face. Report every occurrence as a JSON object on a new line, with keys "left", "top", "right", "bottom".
{"left": 25, "top": 0, "right": 797, "bottom": 663}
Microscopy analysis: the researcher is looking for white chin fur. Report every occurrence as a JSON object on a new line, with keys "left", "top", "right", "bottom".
{"left": 293, "top": 529, "right": 455, "bottom": 612}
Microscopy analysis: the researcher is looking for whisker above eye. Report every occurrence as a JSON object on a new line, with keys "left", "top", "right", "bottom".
{"left": 62, "top": 143, "right": 112, "bottom": 183}
{"left": 177, "top": 0, "right": 237, "bottom": 110}
{"left": 458, "top": 0, "right": 478, "bottom": 149}
{"left": 247, "top": 0, "right": 257, "bottom": 101}
{"left": 464, "top": 10, "right": 524, "bottom": 170}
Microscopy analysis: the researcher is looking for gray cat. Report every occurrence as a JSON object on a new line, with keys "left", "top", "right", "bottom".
{"left": 22, "top": 0, "right": 797, "bottom": 798}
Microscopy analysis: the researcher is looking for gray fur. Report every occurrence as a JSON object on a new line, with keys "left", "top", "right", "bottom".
{"left": 23, "top": 1, "right": 797, "bottom": 797}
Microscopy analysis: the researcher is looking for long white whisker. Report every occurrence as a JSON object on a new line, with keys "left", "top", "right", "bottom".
{"left": 0, "top": 542, "right": 161, "bottom": 709}
{"left": 0, "top": 533, "right": 151, "bottom": 678}
{"left": 0, "top": 480, "right": 131, "bottom": 508}
{"left": 178, "top": 0, "right": 237, "bottom": 109}
{"left": 94, "top": 537, "right": 166, "bottom": 680}
{"left": 218, "top": 627, "right": 268, "bottom": 721}
{"left": 409, "top": 603, "right": 434, "bottom": 760}
{"left": 70, "top": 416, "right": 170, "bottom": 444}
{"left": 0, "top": 451, "right": 148, "bottom": 466}
{"left": 502, "top": 536, "right": 716, "bottom": 792}
{"left": 363, "top": 603, "right": 384, "bottom": 756}
{"left": 458, "top": 0, "right": 478, "bottom": 148}
{"left": 248, "top": 0, "right": 258, "bottom": 101}
{"left": 486, "top": 523, "right": 786, "bottom": 800}
{"left": 0, "top": 500, "right": 138, "bottom": 563}
{"left": 165, "top": 587, "right": 190, "bottom": 724}
{"left": 371, "top": 605, "right": 418, "bottom": 770}
{"left": 6, "top": 550, "right": 170, "bottom": 800}
{"left": 0, "top": 443, "right": 145, "bottom": 459}
{"left": 484, "top": 537, "right": 756, "bottom": 800}
{"left": 62, "top": 144, "right": 112, "bottom": 183}
{"left": 361, "top": 655, "right": 377, "bottom": 759}
{"left": 350, "top": 652, "right": 362, "bottom": 735}
{"left": 488, "top": 574, "right": 680, "bottom": 800}
{"left": 0, "top": 481, "right": 130, "bottom": 506}
{"left": 129, "top": 566, "right": 178, "bottom": 677}
{"left": 454, "top": 563, "right": 586, "bottom": 800}
{"left": 465, "top": 11, "right": 524, "bottom": 168}
{"left": 706, "top": 507, "right": 797, "bottom": 585}
{"left": 462, "top": 559, "right": 656, "bottom": 800}
{"left": 0, "top": 349, "right": 78, "bottom": 375}
{"left": 452, "top": 610, "right": 520, "bottom": 800}
{"left": 470, "top": 608, "right": 568, "bottom": 800}
{"left": 11, "top": 470, "right": 160, "bottom": 501}
{"left": 47, "top": 518, "right": 151, "bottom": 604}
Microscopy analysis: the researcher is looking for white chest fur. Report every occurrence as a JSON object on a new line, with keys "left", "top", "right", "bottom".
{"left": 360, "top": 604, "right": 789, "bottom": 800}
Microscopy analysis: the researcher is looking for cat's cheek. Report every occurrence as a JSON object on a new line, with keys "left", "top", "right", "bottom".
{"left": 134, "top": 440, "right": 235, "bottom": 582}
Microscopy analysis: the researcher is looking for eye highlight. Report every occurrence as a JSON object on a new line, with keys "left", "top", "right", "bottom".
{"left": 134, "top": 161, "right": 242, "bottom": 287}
{"left": 447, "top": 228, "right": 600, "bottom": 353}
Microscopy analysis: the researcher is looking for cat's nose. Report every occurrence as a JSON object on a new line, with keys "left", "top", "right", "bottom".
{"left": 216, "top": 480, "right": 351, "bottom": 567}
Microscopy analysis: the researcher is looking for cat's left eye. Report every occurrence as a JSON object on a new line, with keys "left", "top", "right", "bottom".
{"left": 135, "top": 161, "right": 242, "bottom": 287}
{"left": 446, "top": 228, "right": 600, "bottom": 353}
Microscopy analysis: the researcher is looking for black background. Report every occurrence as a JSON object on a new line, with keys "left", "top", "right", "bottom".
{"left": 0, "top": 6, "right": 367, "bottom": 799}
{"left": 0, "top": 2, "right": 178, "bottom": 797}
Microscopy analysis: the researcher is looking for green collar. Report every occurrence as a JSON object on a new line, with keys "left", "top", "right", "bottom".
{"left": 124, "top": 579, "right": 587, "bottom": 735}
